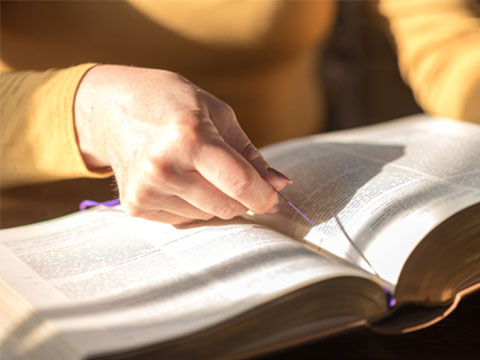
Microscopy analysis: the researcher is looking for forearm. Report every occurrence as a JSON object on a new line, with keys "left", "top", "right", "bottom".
{"left": 0, "top": 64, "right": 112, "bottom": 188}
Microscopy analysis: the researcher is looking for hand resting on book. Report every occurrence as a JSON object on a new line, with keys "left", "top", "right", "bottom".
{"left": 74, "top": 65, "right": 289, "bottom": 224}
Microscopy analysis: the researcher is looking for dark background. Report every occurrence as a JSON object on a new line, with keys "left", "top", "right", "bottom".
{"left": 321, "top": 1, "right": 421, "bottom": 131}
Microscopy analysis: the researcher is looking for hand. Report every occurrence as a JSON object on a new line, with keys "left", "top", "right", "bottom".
{"left": 74, "top": 65, "right": 291, "bottom": 224}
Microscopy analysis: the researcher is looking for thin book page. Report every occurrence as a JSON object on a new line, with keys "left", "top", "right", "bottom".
{"left": 0, "top": 207, "right": 374, "bottom": 357}
{"left": 256, "top": 115, "right": 480, "bottom": 286}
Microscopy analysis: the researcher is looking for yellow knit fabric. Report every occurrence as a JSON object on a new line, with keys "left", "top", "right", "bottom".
{"left": 0, "top": 64, "right": 106, "bottom": 188}
{"left": 378, "top": 0, "right": 480, "bottom": 122}
{"left": 1, "top": 1, "right": 479, "bottom": 189}
{"left": 0, "top": 0, "right": 335, "bottom": 188}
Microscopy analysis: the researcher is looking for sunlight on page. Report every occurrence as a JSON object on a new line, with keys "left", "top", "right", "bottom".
{"left": 365, "top": 190, "right": 480, "bottom": 285}
{"left": 304, "top": 227, "right": 350, "bottom": 262}
{"left": 260, "top": 116, "right": 480, "bottom": 289}
{"left": 304, "top": 181, "right": 480, "bottom": 285}
{"left": 0, "top": 208, "right": 370, "bottom": 356}
{"left": 304, "top": 220, "right": 379, "bottom": 278}
{"left": 363, "top": 211, "right": 437, "bottom": 284}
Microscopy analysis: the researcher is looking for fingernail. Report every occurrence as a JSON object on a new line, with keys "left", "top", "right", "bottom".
{"left": 267, "top": 167, "right": 293, "bottom": 183}
{"left": 266, "top": 205, "right": 278, "bottom": 215}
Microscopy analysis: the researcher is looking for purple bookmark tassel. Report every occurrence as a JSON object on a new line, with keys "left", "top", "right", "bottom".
{"left": 79, "top": 199, "right": 120, "bottom": 210}
{"left": 383, "top": 287, "right": 397, "bottom": 308}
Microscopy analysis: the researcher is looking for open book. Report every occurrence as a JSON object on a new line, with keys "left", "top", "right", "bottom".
{"left": 1, "top": 115, "right": 479, "bottom": 360}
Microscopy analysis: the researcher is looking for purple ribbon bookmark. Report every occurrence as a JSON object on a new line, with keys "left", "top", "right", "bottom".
{"left": 277, "top": 191, "right": 316, "bottom": 226}
{"left": 79, "top": 199, "right": 120, "bottom": 210}
{"left": 383, "top": 287, "right": 397, "bottom": 308}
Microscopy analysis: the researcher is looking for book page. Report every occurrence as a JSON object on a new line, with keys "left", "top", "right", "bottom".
{"left": 0, "top": 207, "right": 374, "bottom": 358}
{"left": 256, "top": 115, "right": 480, "bottom": 285}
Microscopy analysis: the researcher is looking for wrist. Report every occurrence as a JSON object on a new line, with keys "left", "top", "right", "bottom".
{"left": 74, "top": 65, "right": 112, "bottom": 171}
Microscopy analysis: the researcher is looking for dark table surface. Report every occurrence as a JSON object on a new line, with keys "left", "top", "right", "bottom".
{"left": 2, "top": 178, "right": 479, "bottom": 360}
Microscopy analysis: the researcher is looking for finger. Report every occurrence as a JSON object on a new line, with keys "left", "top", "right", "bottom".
{"left": 121, "top": 196, "right": 194, "bottom": 224}
{"left": 207, "top": 100, "right": 292, "bottom": 191}
{"left": 119, "top": 180, "right": 215, "bottom": 221}
{"left": 175, "top": 171, "right": 248, "bottom": 220}
{"left": 193, "top": 138, "right": 278, "bottom": 214}
{"left": 140, "top": 193, "right": 215, "bottom": 221}
{"left": 264, "top": 166, "right": 293, "bottom": 190}
{"left": 136, "top": 159, "right": 248, "bottom": 220}
{"left": 135, "top": 209, "right": 194, "bottom": 225}
{"left": 238, "top": 143, "right": 292, "bottom": 191}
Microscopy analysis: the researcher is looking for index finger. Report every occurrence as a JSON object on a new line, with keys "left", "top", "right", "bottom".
{"left": 193, "top": 138, "right": 278, "bottom": 214}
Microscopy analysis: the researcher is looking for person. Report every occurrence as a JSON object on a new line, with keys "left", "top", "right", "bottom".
{"left": 1, "top": 0, "right": 479, "bottom": 225}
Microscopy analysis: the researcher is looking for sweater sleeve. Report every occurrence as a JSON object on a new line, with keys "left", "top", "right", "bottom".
{"left": 378, "top": 0, "right": 480, "bottom": 123}
{"left": 0, "top": 64, "right": 113, "bottom": 189}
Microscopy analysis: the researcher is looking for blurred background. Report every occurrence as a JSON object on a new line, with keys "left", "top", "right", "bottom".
{"left": 321, "top": 1, "right": 421, "bottom": 131}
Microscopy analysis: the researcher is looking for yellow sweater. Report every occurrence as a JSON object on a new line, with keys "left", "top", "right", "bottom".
{"left": 1, "top": 0, "right": 479, "bottom": 188}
